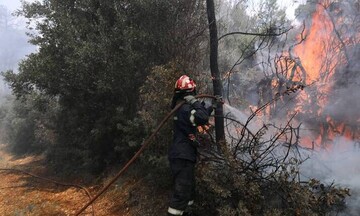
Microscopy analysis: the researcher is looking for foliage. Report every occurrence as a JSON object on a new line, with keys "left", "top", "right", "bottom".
{"left": 216, "top": 0, "right": 292, "bottom": 106}
{"left": 137, "top": 59, "right": 212, "bottom": 160}
{"left": 138, "top": 63, "right": 182, "bottom": 158}
{"left": 253, "top": 0, "right": 288, "bottom": 32}
{"left": 2, "top": 0, "right": 208, "bottom": 173}
{"left": 0, "top": 93, "right": 57, "bottom": 154}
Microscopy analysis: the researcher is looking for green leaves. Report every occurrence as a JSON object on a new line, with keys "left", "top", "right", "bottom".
{"left": 2, "top": 0, "right": 208, "bottom": 172}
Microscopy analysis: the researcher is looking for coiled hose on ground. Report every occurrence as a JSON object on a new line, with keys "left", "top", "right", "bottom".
{"left": 74, "top": 94, "right": 217, "bottom": 215}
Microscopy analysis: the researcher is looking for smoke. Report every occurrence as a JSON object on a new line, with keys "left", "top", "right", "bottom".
{"left": 223, "top": 2, "right": 360, "bottom": 213}
{"left": 324, "top": 45, "right": 360, "bottom": 124}
{"left": 0, "top": 4, "right": 36, "bottom": 98}
{"left": 225, "top": 103, "right": 360, "bottom": 215}
{"left": 300, "top": 138, "right": 360, "bottom": 215}
{"left": 245, "top": 0, "right": 360, "bottom": 143}
{"left": 222, "top": 1, "right": 360, "bottom": 214}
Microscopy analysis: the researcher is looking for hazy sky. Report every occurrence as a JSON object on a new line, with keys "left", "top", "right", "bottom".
{"left": 0, "top": 0, "right": 23, "bottom": 11}
{"left": 0, "top": 0, "right": 36, "bottom": 12}
{"left": 0, "top": 0, "right": 36, "bottom": 77}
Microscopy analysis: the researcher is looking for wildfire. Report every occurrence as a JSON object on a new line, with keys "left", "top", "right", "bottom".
{"left": 283, "top": 0, "right": 358, "bottom": 149}
{"left": 294, "top": 3, "right": 336, "bottom": 83}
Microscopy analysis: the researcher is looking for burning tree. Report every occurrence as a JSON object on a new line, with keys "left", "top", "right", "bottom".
{"left": 291, "top": 0, "right": 360, "bottom": 149}
{"left": 245, "top": 0, "right": 360, "bottom": 149}
{"left": 193, "top": 0, "right": 359, "bottom": 215}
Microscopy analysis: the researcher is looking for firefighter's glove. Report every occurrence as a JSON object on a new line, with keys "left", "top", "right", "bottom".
{"left": 184, "top": 95, "right": 197, "bottom": 105}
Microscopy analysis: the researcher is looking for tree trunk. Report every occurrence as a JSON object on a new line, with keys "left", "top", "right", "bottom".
{"left": 206, "top": 0, "right": 225, "bottom": 143}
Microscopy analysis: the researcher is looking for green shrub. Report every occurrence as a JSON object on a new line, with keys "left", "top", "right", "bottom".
{"left": 0, "top": 93, "right": 58, "bottom": 155}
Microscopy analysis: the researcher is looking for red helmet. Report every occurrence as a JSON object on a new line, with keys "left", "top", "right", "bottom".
{"left": 174, "top": 75, "right": 196, "bottom": 93}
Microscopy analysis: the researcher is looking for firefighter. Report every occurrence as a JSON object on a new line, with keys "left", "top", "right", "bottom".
{"left": 167, "top": 75, "right": 213, "bottom": 216}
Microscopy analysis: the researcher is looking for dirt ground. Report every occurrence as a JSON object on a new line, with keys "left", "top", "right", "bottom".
{"left": 0, "top": 144, "right": 168, "bottom": 216}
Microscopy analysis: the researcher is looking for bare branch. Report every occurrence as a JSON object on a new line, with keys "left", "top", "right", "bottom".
{"left": 218, "top": 27, "right": 293, "bottom": 41}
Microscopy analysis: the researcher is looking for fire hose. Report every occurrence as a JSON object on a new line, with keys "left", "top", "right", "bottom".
{"left": 74, "top": 94, "right": 217, "bottom": 215}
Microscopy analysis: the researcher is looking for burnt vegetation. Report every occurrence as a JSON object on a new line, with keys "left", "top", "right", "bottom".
{"left": 195, "top": 87, "right": 350, "bottom": 215}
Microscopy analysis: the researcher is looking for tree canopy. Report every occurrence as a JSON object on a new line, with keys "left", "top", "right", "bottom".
{"left": 2, "top": 0, "right": 208, "bottom": 172}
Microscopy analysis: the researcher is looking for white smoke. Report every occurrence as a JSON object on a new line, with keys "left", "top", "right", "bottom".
{"left": 300, "top": 138, "right": 360, "bottom": 215}
{"left": 225, "top": 104, "right": 360, "bottom": 215}
{"left": 223, "top": 45, "right": 360, "bottom": 216}
{"left": 0, "top": 3, "right": 36, "bottom": 98}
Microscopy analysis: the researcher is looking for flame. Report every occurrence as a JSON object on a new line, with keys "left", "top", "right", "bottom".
{"left": 294, "top": 4, "right": 336, "bottom": 83}
{"left": 284, "top": 1, "right": 357, "bottom": 148}
{"left": 245, "top": 1, "right": 359, "bottom": 150}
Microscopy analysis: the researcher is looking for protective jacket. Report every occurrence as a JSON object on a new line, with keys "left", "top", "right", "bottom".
{"left": 169, "top": 100, "right": 211, "bottom": 162}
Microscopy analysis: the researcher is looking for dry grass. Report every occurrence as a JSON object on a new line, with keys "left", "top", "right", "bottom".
{"left": 0, "top": 144, "right": 168, "bottom": 216}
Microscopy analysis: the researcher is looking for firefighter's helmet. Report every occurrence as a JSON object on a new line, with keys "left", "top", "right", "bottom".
{"left": 174, "top": 75, "right": 196, "bottom": 93}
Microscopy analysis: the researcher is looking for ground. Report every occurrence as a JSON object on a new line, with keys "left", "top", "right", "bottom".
{"left": 0, "top": 144, "right": 170, "bottom": 216}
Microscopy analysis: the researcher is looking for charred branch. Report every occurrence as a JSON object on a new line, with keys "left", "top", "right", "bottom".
{"left": 218, "top": 27, "right": 293, "bottom": 41}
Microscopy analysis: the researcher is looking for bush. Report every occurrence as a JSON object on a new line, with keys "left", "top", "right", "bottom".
{"left": 192, "top": 107, "right": 350, "bottom": 216}
{"left": 0, "top": 93, "right": 58, "bottom": 155}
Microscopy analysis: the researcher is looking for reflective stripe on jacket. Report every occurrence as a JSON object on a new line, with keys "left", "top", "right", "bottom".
{"left": 169, "top": 100, "right": 212, "bottom": 162}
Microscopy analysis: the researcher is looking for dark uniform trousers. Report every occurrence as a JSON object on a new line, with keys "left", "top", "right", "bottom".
{"left": 169, "top": 158, "right": 195, "bottom": 211}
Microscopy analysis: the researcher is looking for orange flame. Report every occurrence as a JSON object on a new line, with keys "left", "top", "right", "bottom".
{"left": 289, "top": 1, "right": 357, "bottom": 148}
{"left": 294, "top": 4, "right": 336, "bottom": 83}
